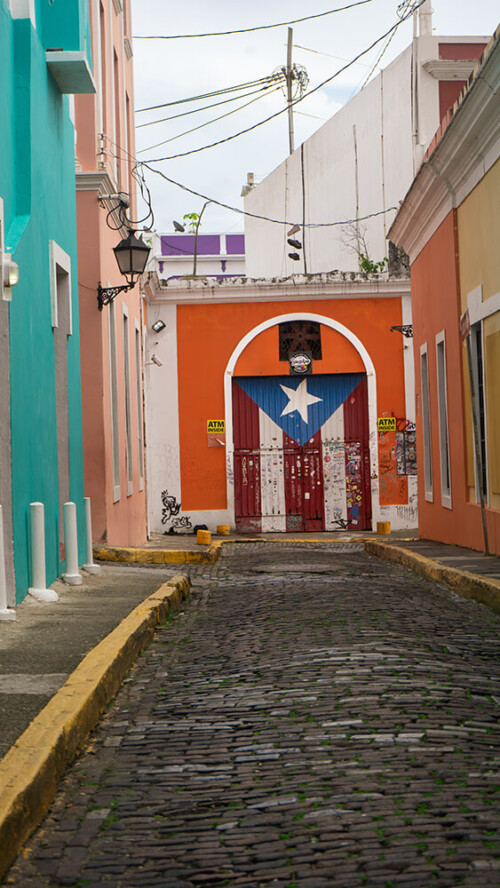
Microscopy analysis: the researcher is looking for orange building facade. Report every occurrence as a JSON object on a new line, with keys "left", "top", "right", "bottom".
{"left": 143, "top": 274, "right": 417, "bottom": 536}
{"left": 75, "top": 0, "right": 147, "bottom": 545}
{"left": 390, "top": 28, "right": 500, "bottom": 555}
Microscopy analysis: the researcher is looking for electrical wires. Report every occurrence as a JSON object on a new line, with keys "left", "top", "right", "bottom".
{"left": 140, "top": 0, "right": 426, "bottom": 163}
{"left": 137, "top": 84, "right": 285, "bottom": 154}
{"left": 103, "top": 164, "right": 155, "bottom": 231}
{"left": 105, "top": 0, "right": 428, "bottom": 234}
{"left": 136, "top": 83, "right": 285, "bottom": 129}
{"left": 135, "top": 74, "right": 285, "bottom": 114}
{"left": 138, "top": 162, "right": 398, "bottom": 229}
{"left": 133, "top": 1, "right": 374, "bottom": 40}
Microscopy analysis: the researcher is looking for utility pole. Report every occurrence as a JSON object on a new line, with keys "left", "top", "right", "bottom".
{"left": 192, "top": 201, "right": 211, "bottom": 276}
{"left": 286, "top": 27, "right": 294, "bottom": 155}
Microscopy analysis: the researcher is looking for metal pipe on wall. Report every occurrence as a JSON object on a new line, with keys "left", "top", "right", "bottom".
{"left": 0, "top": 505, "right": 16, "bottom": 620}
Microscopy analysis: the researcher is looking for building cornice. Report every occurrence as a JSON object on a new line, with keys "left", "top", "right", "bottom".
{"left": 423, "top": 59, "right": 477, "bottom": 81}
{"left": 143, "top": 271, "right": 410, "bottom": 307}
{"left": 75, "top": 170, "right": 116, "bottom": 193}
{"left": 390, "top": 28, "right": 500, "bottom": 263}
{"left": 75, "top": 170, "right": 129, "bottom": 235}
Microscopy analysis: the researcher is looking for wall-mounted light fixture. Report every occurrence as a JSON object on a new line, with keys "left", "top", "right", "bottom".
{"left": 152, "top": 319, "right": 166, "bottom": 333}
{"left": 97, "top": 229, "right": 151, "bottom": 310}
{"left": 390, "top": 325, "right": 413, "bottom": 338}
{"left": 2, "top": 254, "right": 19, "bottom": 300}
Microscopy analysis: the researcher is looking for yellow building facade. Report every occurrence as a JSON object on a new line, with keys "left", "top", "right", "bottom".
{"left": 458, "top": 157, "right": 500, "bottom": 513}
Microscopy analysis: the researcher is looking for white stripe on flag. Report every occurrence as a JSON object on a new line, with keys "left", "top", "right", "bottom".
{"left": 321, "top": 404, "right": 347, "bottom": 530}
{"left": 259, "top": 408, "right": 286, "bottom": 532}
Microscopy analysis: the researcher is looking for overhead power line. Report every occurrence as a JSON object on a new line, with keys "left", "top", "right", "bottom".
{"left": 136, "top": 74, "right": 284, "bottom": 114}
{"left": 137, "top": 85, "right": 284, "bottom": 154}
{"left": 133, "top": 1, "right": 373, "bottom": 40}
{"left": 136, "top": 83, "right": 284, "bottom": 129}
{"left": 139, "top": 162, "right": 398, "bottom": 229}
{"left": 142, "top": 0, "right": 425, "bottom": 163}
{"left": 101, "top": 139, "right": 398, "bottom": 229}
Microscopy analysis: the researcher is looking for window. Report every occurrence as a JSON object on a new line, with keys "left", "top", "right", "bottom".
{"left": 50, "top": 242, "right": 72, "bottom": 559}
{"left": 420, "top": 344, "right": 433, "bottom": 501}
{"left": 113, "top": 50, "right": 121, "bottom": 187}
{"left": 279, "top": 321, "right": 322, "bottom": 360}
{"left": 470, "top": 322, "right": 488, "bottom": 502}
{"left": 436, "top": 332, "right": 451, "bottom": 508}
{"left": 135, "top": 323, "right": 144, "bottom": 491}
{"left": 99, "top": 3, "right": 107, "bottom": 137}
{"left": 109, "top": 300, "right": 120, "bottom": 501}
{"left": 123, "top": 308, "right": 133, "bottom": 496}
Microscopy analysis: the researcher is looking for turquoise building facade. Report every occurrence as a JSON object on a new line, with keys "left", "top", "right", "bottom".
{"left": 0, "top": 0, "right": 94, "bottom": 604}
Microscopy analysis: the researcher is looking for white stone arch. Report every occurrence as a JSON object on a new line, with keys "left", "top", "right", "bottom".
{"left": 224, "top": 312, "right": 380, "bottom": 529}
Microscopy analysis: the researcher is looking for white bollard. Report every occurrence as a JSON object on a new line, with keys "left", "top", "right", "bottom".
{"left": 0, "top": 505, "right": 16, "bottom": 620}
{"left": 29, "top": 502, "right": 58, "bottom": 601}
{"left": 63, "top": 502, "right": 82, "bottom": 585}
{"left": 83, "top": 496, "right": 100, "bottom": 574}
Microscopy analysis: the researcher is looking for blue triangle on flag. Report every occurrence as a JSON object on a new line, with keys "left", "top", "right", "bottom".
{"left": 236, "top": 373, "right": 364, "bottom": 446}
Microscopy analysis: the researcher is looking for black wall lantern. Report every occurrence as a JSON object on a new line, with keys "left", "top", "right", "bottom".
{"left": 97, "top": 229, "right": 151, "bottom": 310}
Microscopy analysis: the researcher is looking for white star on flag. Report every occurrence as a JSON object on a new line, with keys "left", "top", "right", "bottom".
{"left": 280, "top": 378, "right": 323, "bottom": 424}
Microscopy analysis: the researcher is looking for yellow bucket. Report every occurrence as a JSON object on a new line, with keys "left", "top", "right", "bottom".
{"left": 376, "top": 521, "right": 391, "bottom": 535}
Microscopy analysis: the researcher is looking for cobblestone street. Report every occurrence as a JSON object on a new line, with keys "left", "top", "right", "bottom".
{"left": 6, "top": 542, "right": 500, "bottom": 888}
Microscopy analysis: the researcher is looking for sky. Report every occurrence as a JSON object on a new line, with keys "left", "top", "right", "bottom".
{"left": 130, "top": 1, "right": 499, "bottom": 235}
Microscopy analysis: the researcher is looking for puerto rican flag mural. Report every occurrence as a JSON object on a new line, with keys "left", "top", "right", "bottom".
{"left": 232, "top": 374, "right": 371, "bottom": 533}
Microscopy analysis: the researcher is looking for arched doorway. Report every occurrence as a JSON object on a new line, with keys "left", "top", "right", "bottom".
{"left": 224, "top": 313, "right": 379, "bottom": 532}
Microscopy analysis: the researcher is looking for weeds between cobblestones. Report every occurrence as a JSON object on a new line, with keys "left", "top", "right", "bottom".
{"left": 5, "top": 543, "right": 500, "bottom": 887}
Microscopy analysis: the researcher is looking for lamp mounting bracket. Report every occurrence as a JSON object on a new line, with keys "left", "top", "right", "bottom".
{"left": 390, "top": 324, "right": 413, "bottom": 338}
{"left": 97, "top": 282, "right": 133, "bottom": 310}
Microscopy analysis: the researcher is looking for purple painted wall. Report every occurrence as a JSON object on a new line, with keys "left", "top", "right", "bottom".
{"left": 226, "top": 234, "right": 245, "bottom": 255}
{"left": 161, "top": 235, "right": 220, "bottom": 256}
{"left": 160, "top": 233, "right": 245, "bottom": 256}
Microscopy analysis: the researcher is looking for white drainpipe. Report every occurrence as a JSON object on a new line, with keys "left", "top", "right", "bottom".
{"left": 83, "top": 496, "right": 100, "bottom": 574}
{"left": 0, "top": 505, "right": 16, "bottom": 620}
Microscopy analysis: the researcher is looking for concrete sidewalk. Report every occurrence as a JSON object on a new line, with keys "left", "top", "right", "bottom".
{"left": 1, "top": 530, "right": 500, "bottom": 881}
{"left": 0, "top": 563, "right": 192, "bottom": 880}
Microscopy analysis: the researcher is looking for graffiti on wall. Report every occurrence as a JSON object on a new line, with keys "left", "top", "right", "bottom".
{"left": 378, "top": 418, "right": 416, "bottom": 504}
{"left": 345, "top": 442, "right": 363, "bottom": 526}
{"left": 396, "top": 422, "right": 417, "bottom": 476}
{"left": 160, "top": 489, "right": 193, "bottom": 533}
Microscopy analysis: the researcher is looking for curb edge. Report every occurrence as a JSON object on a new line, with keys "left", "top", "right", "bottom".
{"left": 365, "top": 540, "right": 500, "bottom": 613}
{"left": 93, "top": 541, "right": 222, "bottom": 565}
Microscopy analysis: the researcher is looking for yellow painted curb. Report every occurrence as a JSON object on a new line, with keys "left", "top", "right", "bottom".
{"left": 93, "top": 541, "right": 222, "bottom": 565}
{"left": 365, "top": 540, "right": 500, "bottom": 613}
{"left": 0, "top": 575, "right": 190, "bottom": 882}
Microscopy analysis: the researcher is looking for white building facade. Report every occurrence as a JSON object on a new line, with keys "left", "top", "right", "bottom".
{"left": 244, "top": 7, "right": 488, "bottom": 278}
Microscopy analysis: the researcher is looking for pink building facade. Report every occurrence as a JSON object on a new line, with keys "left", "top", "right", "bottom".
{"left": 75, "top": 0, "right": 147, "bottom": 546}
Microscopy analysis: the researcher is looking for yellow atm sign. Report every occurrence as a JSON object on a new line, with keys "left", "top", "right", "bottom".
{"left": 207, "top": 419, "right": 225, "bottom": 433}
{"left": 378, "top": 417, "right": 396, "bottom": 431}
